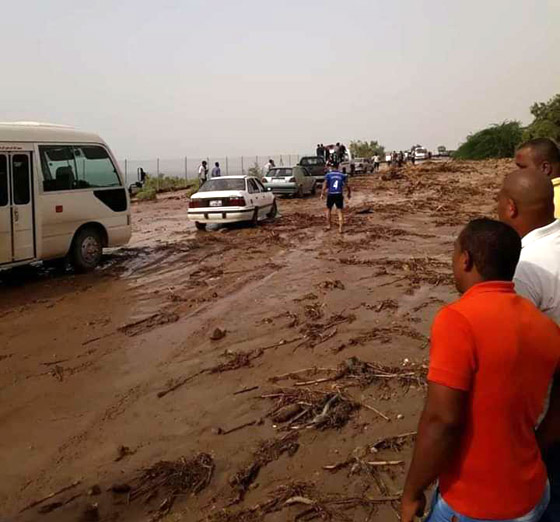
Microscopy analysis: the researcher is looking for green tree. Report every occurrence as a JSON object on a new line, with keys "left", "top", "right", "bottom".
{"left": 523, "top": 93, "right": 560, "bottom": 142}
{"left": 349, "top": 140, "right": 385, "bottom": 158}
{"left": 248, "top": 161, "right": 262, "bottom": 177}
{"left": 454, "top": 121, "right": 524, "bottom": 160}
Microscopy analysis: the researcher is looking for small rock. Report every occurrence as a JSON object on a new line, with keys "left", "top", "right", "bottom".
{"left": 88, "top": 484, "right": 101, "bottom": 496}
{"left": 114, "top": 445, "right": 135, "bottom": 462}
{"left": 212, "top": 427, "right": 224, "bottom": 435}
{"left": 396, "top": 414, "right": 404, "bottom": 420}
{"left": 81, "top": 503, "right": 99, "bottom": 522}
{"left": 210, "top": 328, "right": 226, "bottom": 341}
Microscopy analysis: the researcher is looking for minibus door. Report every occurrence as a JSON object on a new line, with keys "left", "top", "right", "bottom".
{"left": 0, "top": 154, "right": 11, "bottom": 264}
{"left": 10, "top": 153, "right": 35, "bottom": 262}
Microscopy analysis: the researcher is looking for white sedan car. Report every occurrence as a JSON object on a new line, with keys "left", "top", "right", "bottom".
{"left": 187, "top": 176, "right": 277, "bottom": 230}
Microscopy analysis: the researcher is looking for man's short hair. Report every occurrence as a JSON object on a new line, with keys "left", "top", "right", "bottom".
{"left": 517, "top": 138, "right": 560, "bottom": 164}
{"left": 458, "top": 218, "right": 521, "bottom": 281}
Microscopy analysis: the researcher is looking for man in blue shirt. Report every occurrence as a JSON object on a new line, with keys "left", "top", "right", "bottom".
{"left": 321, "top": 164, "right": 351, "bottom": 233}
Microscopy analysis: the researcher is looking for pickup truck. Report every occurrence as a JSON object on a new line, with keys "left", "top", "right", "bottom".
{"left": 298, "top": 156, "right": 327, "bottom": 186}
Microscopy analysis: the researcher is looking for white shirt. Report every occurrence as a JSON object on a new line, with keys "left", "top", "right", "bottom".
{"left": 514, "top": 219, "right": 560, "bottom": 324}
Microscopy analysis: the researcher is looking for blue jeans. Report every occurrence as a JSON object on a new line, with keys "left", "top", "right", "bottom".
{"left": 426, "top": 483, "right": 550, "bottom": 522}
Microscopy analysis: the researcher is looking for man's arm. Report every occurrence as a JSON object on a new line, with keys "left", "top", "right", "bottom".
{"left": 321, "top": 176, "right": 328, "bottom": 199}
{"left": 537, "top": 371, "right": 560, "bottom": 456}
{"left": 513, "top": 263, "right": 542, "bottom": 308}
{"left": 401, "top": 382, "right": 468, "bottom": 522}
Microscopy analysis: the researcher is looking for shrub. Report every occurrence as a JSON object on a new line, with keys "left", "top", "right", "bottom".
{"left": 136, "top": 187, "right": 157, "bottom": 201}
{"left": 523, "top": 93, "right": 560, "bottom": 143}
{"left": 454, "top": 121, "right": 523, "bottom": 160}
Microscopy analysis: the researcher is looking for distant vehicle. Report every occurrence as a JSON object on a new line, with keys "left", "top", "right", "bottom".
{"left": 298, "top": 156, "right": 327, "bottom": 186}
{"left": 437, "top": 146, "right": 450, "bottom": 157}
{"left": 352, "top": 158, "right": 373, "bottom": 174}
{"left": 414, "top": 148, "right": 428, "bottom": 161}
{"left": 187, "top": 176, "right": 276, "bottom": 231}
{"left": 263, "top": 166, "right": 316, "bottom": 197}
{"left": 324, "top": 144, "right": 352, "bottom": 164}
{"left": 0, "top": 122, "right": 131, "bottom": 272}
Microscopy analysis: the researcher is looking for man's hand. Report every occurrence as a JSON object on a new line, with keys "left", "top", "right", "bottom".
{"left": 400, "top": 492, "right": 426, "bottom": 522}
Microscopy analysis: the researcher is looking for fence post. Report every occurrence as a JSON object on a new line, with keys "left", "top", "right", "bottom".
{"left": 241, "top": 156, "right": 244, "bottom": 175}
{"left": 226, "top": 156, "right": 229, "bottom": 175}
{"left": 124, "top": 159, "right": 128, "bottom": 183}
{"left": 184, "top": 156, "right": 188, "bottom": 186}
{"left": 156, "top": 158, "right": 160, "bottom": 191}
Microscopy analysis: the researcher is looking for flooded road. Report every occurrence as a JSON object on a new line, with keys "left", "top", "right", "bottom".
{"left": 0, "top": 160, "right": 510, "bottom": 521}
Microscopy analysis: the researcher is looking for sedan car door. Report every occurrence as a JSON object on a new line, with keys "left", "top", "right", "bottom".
{"left": 254, "top": 179, "right": 273, "bottom": 216}
{"left": 246, "top": 178, "right": 260, "bottom": 209}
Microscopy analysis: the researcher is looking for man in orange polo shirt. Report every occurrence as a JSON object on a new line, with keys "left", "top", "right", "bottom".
{"left": 401, "top": 218, "right": 560, "bottom": 522}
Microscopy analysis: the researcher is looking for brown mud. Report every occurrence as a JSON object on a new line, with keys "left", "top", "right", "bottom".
{"left": 0, "top": 160, "right": 510, "bottom": 521}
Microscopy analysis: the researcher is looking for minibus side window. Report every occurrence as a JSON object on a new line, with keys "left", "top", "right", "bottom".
{"left": 73, "top": 146, "right": 121, "bottom": 188}
{"left": 40, "top": 145, "right": 77, "bottom": 192}
{"left": 12, "top": 155, "right": 30, "bottom": 204}
{"left": 0, "top": 156, "right": 8, "bottom": 206}
{"left": 39, "top": 145, "right": 121, "bottom": 191}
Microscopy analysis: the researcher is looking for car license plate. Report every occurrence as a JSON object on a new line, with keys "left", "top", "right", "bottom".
{"left": 272, "top": 178, "right": 283, "bottom": 183}
{"left": 209, "top": 200, "right": 221, "bottom": 207}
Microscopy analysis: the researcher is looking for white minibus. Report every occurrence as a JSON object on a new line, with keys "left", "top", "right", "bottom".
{"left": 0, "top": 122, "right": 131, "bottom": 272}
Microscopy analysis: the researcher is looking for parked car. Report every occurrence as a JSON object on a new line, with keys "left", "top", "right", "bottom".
{"left": 298, "top": 156, "right": 327, "bottom": 185}
{"left": 262, "top": 166, "right": 316, "bottom": 197}
{"left": 437, "top": 145, "right": 450, "bottom": 157}
{"left": 414, "top": 147, "right": 428, "bottom": 161}
{"left": 352, "top": 158, "right": 373, "bottom": 174}
{"left": 187, "top": 176, "right": 276, "bottom": 231}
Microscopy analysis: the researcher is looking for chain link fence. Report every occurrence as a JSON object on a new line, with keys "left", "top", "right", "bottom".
{"left": 118, "top": 154, "right": 303, "bottom": 186}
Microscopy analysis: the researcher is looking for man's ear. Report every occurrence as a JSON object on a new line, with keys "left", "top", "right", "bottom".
{"left": 463, "top": 250, "right": 474, "bottom": 273}
{"left": 507, "top": 198, "right": 519, "bottom": 219}
{"left": 541, "top": 161, "right": 553, "bottom": 177}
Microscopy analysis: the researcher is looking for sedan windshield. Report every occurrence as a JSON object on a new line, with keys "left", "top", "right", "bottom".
{"left": 199, "top": 179, "right": 245, "bottom": 192}
{"left": 271, "top": 169, "right": 292, "bottom": 178}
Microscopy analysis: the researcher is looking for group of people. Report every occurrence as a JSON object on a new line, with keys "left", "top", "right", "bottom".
{"left": 197, "top": 161, "right": 221, "bottom": 183}
{"left": 316, "top": 142, "right": 347, "bottom": 166}
{"left": 387, "top": 150, "right": 417, "bottom": 168}
{"left": 320, "top": 138, "right": 560, "bottom": 521}
{"left": 400, "top": 137, "right": 560, "bottom": 522}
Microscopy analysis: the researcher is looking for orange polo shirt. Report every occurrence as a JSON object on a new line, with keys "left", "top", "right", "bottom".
{"left": 428, "top": 281, "right": 560, "bottom": 519}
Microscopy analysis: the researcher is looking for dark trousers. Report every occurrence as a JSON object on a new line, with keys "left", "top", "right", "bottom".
{"left": 542, "top": 445, "right": 560, "bottom": 521}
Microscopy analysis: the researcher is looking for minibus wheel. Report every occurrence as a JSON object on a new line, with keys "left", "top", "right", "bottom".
{"left": 71, "top": 227, "right": 103, "bottom": 272}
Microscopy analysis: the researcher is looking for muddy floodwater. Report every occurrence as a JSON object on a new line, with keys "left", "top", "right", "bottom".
{"left": 0, "top": 160, "right": 510, "bottom": 521}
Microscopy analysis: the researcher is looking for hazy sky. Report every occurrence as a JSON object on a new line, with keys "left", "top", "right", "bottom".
{"left": 1, "top": 0, "right": 559, "bottom": 159}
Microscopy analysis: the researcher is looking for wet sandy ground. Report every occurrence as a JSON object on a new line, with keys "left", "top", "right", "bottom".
{"left": 0, "top": 160, "right": 511, "bottom": 521}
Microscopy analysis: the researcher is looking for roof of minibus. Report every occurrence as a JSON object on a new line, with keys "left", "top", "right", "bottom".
{"left": 0, "top": 122, "right": 105, "bottom": 144}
